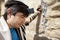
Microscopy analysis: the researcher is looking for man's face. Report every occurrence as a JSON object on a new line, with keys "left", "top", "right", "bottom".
{"left": 7, "top": 12, "right": 26, "bottom": 28}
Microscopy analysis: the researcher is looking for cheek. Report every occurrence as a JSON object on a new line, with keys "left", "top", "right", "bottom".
{"left": 11, "top": 16, "right": 25, "bottom": 26}
{"left": 14, "top": 17, "right": 25, "bottom": 25}
{"left": 10, "top": 17, "right": 19, "bottom": 26}
{"left": 19, "top": 18, "right": 25, "bottom": 24}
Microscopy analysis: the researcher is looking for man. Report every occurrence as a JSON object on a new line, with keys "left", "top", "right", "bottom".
{"left": 0, "top": 0, "right": 41, "bottom": 40}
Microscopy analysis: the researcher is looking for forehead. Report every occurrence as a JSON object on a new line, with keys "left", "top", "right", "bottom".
{"left": 15, "top": 12, "right": 25, "bottom": 17}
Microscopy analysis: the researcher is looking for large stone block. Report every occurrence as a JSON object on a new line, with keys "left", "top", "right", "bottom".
{"left": 45, "top": 0, "right": 60, "bottom": 39}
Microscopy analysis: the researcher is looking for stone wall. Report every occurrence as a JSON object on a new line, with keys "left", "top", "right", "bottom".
{"left": 44, "top": 0, "right": 60, "bottom": 39}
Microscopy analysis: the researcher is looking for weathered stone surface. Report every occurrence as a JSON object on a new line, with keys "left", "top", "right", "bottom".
{"left": 44, "top": 0, "right": 60, "bottom": 39}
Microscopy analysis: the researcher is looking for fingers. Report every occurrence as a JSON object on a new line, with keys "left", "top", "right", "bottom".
{"left": 37, "top": 5, "right": 42, "bottom": 12}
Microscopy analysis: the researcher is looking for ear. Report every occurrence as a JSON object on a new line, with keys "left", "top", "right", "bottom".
{"left": 7, "top": 8, "right": 12, "bottom": 19}
{"left": 7, "top": 8, "right": 11, "bottom": 15}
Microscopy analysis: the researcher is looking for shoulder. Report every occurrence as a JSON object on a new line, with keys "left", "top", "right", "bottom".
{"left": 0, "top": 16, "right": 9, "bottom": 32}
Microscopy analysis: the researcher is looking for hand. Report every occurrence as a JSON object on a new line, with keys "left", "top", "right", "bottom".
{"left": 37, "top": 5, "right": 42, "bottom": 13}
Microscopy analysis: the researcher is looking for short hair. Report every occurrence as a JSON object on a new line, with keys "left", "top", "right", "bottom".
{"left": 5, "top": 1, "right": 29, "bottom": 17}
{"left": 5, "top": 1, "right": 28, "bottom": 8}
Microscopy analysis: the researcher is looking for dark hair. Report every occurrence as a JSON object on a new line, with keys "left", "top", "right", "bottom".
{"left": 9, "top": 5, "right": 29, "bottom": 17}
{"left": 3, "top": 12, "right": 7, "bottom": 20}
{"left": 3, "top": 1, "right": 29, "bottom": 20}
{"left": 5, "top": 1, "right": 28, "bottom": 8}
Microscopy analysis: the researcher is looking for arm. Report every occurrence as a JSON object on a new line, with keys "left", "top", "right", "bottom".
{"left": 25, "top": 5, "right": 42, "bottom": 26}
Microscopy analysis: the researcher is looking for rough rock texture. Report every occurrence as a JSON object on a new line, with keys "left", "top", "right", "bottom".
{"left": 44, "top": 0, "right": 60, "bottom": 39}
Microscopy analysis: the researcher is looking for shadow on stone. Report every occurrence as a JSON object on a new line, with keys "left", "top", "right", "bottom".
{"left": 34, "top": 34, "right": 51, "bottom": 40}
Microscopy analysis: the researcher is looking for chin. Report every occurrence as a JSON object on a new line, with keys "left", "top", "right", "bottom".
{"left": 13, "top": 24, "right": 22, "bottom": 28}
{"left": 15, "top": 25, "right": 21, "bottom": 28}
{"left": 14, "top": 26, "right": 19, "bottom": 28}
